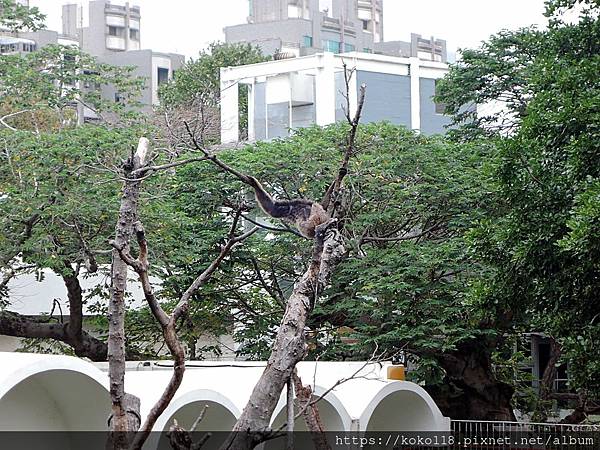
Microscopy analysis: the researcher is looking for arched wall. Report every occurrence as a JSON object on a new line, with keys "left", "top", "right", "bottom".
{"left": 359, "top": 382, "right": 450, "bottom": 432}
{"left": 0, "top": 369, "right": 110, "bottom": 431}
{"left": 0, "top": 360, "right": 110, "bottom": 450}
{"left": 151, "top": 389, "right": 240, "bottom": 450}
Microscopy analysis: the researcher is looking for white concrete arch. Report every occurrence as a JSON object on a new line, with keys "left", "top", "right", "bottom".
{"left": 270, "top": 384, "right": 352, "bottom": 432}
{"left": 154, "top": 388, "right": 240, "bottom": 431}
{"left": 359, "top": 381, "right": 450, "bottom": 432}
{"left": 151, "top": 389, "right": 240, "bottom": 450}
{"left": 0, "top": 352, "right": 110, "bottom": 449}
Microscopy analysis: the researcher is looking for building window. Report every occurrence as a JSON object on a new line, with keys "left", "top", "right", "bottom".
{"left": 322, "top": 39, "right": 340, "bottom": 54}
{"left": 302, "top": 35, "right": 313, "bottom": 48}
{"left": 344, "top": 43, "right": 355, "bottom": 52}
{"left": 157, "top": 67, "right": 169, "bottom": 86}
{"left": 108, "top": 26, "right": 121, "bottom": 37}
{"left": 129, "top": 29, "right": 139, "bottom": 40}
{"left": 363, "top": 48, "right": 372, "bottom": 53}
{"left": 434, "top": 80, "right": 448, "bottom": 115}
{"left": 362, "top": 19, "right": 370, "bottom": 31}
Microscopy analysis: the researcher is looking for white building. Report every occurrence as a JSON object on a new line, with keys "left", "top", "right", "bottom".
{"left": 220, "top": 51, "right": 452, "bottom": 143}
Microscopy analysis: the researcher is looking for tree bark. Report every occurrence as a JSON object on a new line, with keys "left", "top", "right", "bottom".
{"left": 426, "top": 339, "right": 516, "bottom": 421}
{"left": 292, "top": 372, "right": 331, "bottom": 450}
{"left": 108, "top": 138, "right": 148, "bottom": 448}
{"left": 0, "top": 311, "right": 108, "bottom": 361}
{"left": 220, "top": 224, "right": 344, "bottom": 450}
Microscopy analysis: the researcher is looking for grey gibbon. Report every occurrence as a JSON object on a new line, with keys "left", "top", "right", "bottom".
{"left": 246, "top": 176, "right": 330, "bottom": 239}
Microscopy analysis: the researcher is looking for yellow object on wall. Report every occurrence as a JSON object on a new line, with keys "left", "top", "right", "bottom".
{"left": 387, "top": 365, "right": 405, "bottom": 381}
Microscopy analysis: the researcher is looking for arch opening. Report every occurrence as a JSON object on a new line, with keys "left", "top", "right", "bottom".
{"left": 0, "top": 368, "right": 110, "bottom": 450}
{"left": 158, "top": 400, "right": 237, "bottom": 450}
{"left": 365, "top": 390, "right": 437, "bottom": 431}
{"left": 265, "top": 397, "right": 346, "bottom": 450}
{"left": 0, "top": 368, "right": 110, "bottom": 431}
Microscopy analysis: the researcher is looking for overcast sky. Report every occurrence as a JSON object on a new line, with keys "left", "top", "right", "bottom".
{"left": 29, "top": 0, "right": 550, "bottom": 59}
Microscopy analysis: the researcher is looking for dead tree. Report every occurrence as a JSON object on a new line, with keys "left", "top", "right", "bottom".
{"left": 107, "top": 138, "right": 150, "bottom": 449}
{"left": 106, "top": 137, "right": 257, "bottom": 450}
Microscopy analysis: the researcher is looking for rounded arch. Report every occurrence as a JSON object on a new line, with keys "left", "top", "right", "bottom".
{"left": 0, "top": 355, "right": 110, "bottom": 450}
{"left": 265, "top": 385, "right": 352, "bottom": 450}
{"left": 359, "top": 382, "right": 449, "bottom": 432}
{"left": 153, "top": 389, "right": 240, "bottom": 450}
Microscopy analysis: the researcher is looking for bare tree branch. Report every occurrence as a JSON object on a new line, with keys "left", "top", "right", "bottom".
{"left": 125, "top": 208, "right": 258, "bottom": 450}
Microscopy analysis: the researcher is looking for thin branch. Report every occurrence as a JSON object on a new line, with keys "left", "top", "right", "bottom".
{"left": 184, "top": 121, "right": 252, "bottom": 185}
{"left": 189, "top": 405, "right": 210, "bottom": 433}
{"left": 130, "top": 156, "right": 209, "bottom": 176}
{"left": 129, "top": 208, "right": 258, "bottom": 450}
{"left": 240, "top": 213, "right": 305, "bottom": 239}
{"left": 0, "top": 109, "right": 32, "bottom": 132}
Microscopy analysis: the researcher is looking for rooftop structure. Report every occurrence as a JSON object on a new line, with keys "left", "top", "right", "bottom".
{"left": 225, "top": 0, "right": 447, "bottom": 62}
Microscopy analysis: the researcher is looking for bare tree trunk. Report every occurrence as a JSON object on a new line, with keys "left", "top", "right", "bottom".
{"left": 220, "top": 224, "right": 345, "bottom": 450}
{"left": 107, "top": 138, "right": 148, "bottom": 448}
{"left": 533, "top": 337, "right": 561, "bottom": 422}
{"left": 292, "top": 372, "right": 331, "bottom": 450}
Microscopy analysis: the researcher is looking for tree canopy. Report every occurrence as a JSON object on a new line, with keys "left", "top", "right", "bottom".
{"left": 440, "top": 0, "right": 600, "bottom": 417}
{"left": 0, "top": 0, "right": 45, "bottom": 32}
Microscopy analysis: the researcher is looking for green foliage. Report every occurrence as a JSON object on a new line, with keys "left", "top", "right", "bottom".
{"left": 159, "top": 42, "right": 266, "bottom": 108}
{"left": 0, "top": 45, "right": 145, "bottom": 130}
{"left": 158, "top": 41, "right": 267, "bottom": 142}
{"left": 545, "top": 0, "right": 600, "bottom": 17}
{"left": 0, "top": 126, "right": 139, "bottom": 275}
{"left": 463, "top": 5, "right": 600, "bottom": 396}
{"left": 169, "top": 123, "right": 498, "bottom": 383}
{"left": 435, "top": 28, "right": 543, "bottom": 140}
{"left": 0, "top": 0, "right": 45, "bottom": 32}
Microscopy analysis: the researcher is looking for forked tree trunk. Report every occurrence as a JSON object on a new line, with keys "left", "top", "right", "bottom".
{"left": 220, "top": 225, "right": 344, "bottom": 450}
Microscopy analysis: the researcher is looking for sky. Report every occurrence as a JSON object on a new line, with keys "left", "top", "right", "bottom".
{"left": 29, "top": 0, "right": 550, "bottom": 59}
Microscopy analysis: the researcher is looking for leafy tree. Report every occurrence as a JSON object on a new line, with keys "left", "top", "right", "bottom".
{"left": 0, "top": 45, "right": 145, "bottom": 131}
{"left": 442, "top": 0, "right": 600, "bottom": 419}
{"left": 167, "top": 122, "right": 515, "bottom": 420}
{"left": 158, "top": 41, "right": 267, "bottom": 143}
{"left": 0, "top": 0, "right": 45, "bottom": 32}
{"left": 0, "top": 126, "right": 140, "bottom": 359}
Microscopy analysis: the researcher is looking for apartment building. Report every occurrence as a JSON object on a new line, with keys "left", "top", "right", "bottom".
{"left": 61, "top": 1, "right": 184, "bottom": 111}
{"left": 220, "top": 51, "right": 452, "bottom": 143}
{"left": 225, "top": 0, "right": 446, "bottom": 62}
{"left": 1, "top": 1, "right": 184, "bottom": 111}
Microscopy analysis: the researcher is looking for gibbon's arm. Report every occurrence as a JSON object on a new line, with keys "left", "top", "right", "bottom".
{"left": 247, "top": 176, "right": 293, "bottom": 219}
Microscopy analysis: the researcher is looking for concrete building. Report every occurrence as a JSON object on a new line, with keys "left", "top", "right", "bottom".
{"left": 220, "top": 51, "right": 452, "bottom": 143}
{"left": 1, "top": 1, "right": 184, "bottom": 112}
{"left": 225, "top": 0, "right": 447, "bottom": 62}
{"left": 60, "top": 1, "right": 184, "bottom": 111}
